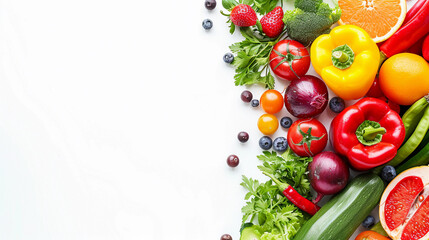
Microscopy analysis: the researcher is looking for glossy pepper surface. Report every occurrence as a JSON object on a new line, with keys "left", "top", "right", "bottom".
{"left": 310, "top": 25, "right": 380, "bottom": 100}
{"left": 330, "top": 98, "right": 405, "bottom": 171}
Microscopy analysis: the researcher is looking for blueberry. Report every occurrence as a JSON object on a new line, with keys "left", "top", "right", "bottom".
{"left": 227, "top": 155, "right": 239, "bottom": 167}
{"left": 202, "top": 19, "right": 213, "bottom": 30}
{"left": 280, "top": 117, "right": 293, "bottom": 128}
{"left": 362, "top": 215, "right": 375, "bottom": 229}
{"left": 273, "top": 137, "right": 288, "bottom": 152}
{"left": 381, "top": 165, "right": 397, "bottom": 182}
{"left": 259, "top": 136, "right": 273, "bottom": 150}
{"left": 251, "top": 99, "right": 259, "bottom": 107}
{"left": 237, "top": 131, "right": 249, "bottom": 143}
{"left": 205, "top": 0, "right": 217, "bottom": 10}
{"left": 241, "top": 90, "right": 253, "bottom": 103}
{"left": 223, "top": 53, "right": 234, "bottom": 64}
{"left": 329, "top": 97, "right": 345, "bottom": 113}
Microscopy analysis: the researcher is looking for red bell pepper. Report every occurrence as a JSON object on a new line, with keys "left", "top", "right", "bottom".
{"left": 423, "top": 34, "right": 429, "bottom": 61}
{"left": 377, "top": 96, "right": 401, "bottom": 115}
{"left": 330, "top": 98, "right": 405, "bottom": 171}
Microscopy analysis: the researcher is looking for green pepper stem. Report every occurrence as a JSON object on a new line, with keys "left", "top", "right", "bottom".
{"left": 363, "top": 127, "right": 386, "bottom": 141}
{"left": 331, "top": 44, "right": 355, "bottom": 69}
{"left": 332, "top": 51, "right": 349, "bottom": 63}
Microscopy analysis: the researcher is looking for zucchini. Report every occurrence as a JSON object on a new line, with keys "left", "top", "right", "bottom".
{"left": 293, "top": 173, "right": 384, "bottom": 240}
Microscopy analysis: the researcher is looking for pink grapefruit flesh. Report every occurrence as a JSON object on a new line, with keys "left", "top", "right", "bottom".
{"left": 384, "top": 176, "right": 424, "bottom": 231}
{"left": 401, "top": 195, "right": 429, "bottom": 240}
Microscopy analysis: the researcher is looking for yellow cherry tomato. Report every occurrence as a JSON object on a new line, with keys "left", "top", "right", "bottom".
{"left": 257, "top": 114, "right": 279, "bottom": 135}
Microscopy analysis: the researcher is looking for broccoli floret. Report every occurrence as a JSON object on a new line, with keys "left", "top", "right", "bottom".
{"left": 283, "top": 0, "right": 342, "bottom": 45}
{"left": 295, "top": 0, "right": 323, "bottom": 13}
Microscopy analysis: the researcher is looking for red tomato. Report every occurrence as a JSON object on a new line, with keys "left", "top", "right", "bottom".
{"left": 269, "top": 40, "right": 310, "bottom": 81}
{"left": 377, "top": 96, "right": 401, "bottom": 114}
{"left": 260, "top": 89, "right": 284, "bottom": 114}
{"left": 287, "top": 118, "right": 328, "bottom": 157}
{"left": 366, "top": 77, "right": 384, "bottom": 98}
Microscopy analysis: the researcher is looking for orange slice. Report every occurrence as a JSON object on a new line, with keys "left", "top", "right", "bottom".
{"left": 338, "top": 0, "right": 407, "bottom": 43}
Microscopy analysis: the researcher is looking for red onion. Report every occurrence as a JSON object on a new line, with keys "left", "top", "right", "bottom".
{"left": 284, "top": 75, "right": 328, "bottom": 118}
{"left": 308, "top": 151, "right": 350, "bottom": 203}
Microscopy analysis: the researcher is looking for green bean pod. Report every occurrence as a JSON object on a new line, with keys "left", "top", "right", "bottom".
{"left": 391, "top": 106, "right": 429, "bottom": 166}
{"left": 402, "top": 95, "right": 429, "bottom": 141}
{"left": 396, "top": 140, "right": 429, "bottom": 174}
{"left": 374, "top": 105, "right": 429, "bottom": 174}
{"left": 405, "top": 130, "right": 429, "bottom": 160}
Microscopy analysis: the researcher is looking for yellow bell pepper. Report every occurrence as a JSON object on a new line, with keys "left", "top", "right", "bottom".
{"left": 310, "top": 25, "right": 380, "bottom": 100}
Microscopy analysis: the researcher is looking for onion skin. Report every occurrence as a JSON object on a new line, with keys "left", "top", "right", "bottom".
{"left": 284, "top": 75, "right": 328, "bottom": 118}
{"left": 308, "top": 151, "right": 350, "bottom": 196}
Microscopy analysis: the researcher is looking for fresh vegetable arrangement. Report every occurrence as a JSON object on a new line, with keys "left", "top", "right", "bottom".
{"left": 202, "top": 0, "right": 429, "bottom": 239}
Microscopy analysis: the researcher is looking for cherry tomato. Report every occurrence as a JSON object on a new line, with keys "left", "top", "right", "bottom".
{"left": 287, "top": 118, "right": 327, "bottom": 157}
{"left": 377, "top": 96, "right": 401, "bottom": 114}
{"left": 260, "top": 89, "right": 284, "bottom": 114}
{"left": 269, "top": 40, "right": 310, "bottom": 81}
{"left": 257, "top": 114, "right": 279, "bottom": 135}
{"left": 366, "top": 77, "right": 384, "bottom": 98}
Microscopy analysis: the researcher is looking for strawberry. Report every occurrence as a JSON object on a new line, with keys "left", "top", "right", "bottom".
{"left": 230, "top": 4, "right": 257, "bottom": 27}
{"left": 260, "top": 6, "right": 284, "bottom": 38}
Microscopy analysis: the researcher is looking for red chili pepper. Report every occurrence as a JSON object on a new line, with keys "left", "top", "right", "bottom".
{"left": 423, "top": 34, "right": 429, "bottom": 61}
{"left": 263, "top": 171, "right": 320, "bottom": 215}
{"left": 330, "top": 98, "right": 405, "bottom": 171}
{"left": 283, "top": 186, "right": 320, "bottom": 215}
{"left": 403, "top": 0, "right": 427, "bottom": 25}
{"left": 380, "top": 0, "right": 429, "bottom": 58}
{"left": 407, "top": 33, "right": 426, "bottom": 55}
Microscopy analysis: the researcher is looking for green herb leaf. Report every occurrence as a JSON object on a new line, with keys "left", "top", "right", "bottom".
{"left": 253, "top": 0, "right": 280, "bottom": 15}
{"left": 241, "top": 150, "right": 312, "bottom": 239}
{"left": 229, "top": 29, "right": 276, "bottom": 89}
{"left": 222, "top": 0, "right": 239, "bottom": 10}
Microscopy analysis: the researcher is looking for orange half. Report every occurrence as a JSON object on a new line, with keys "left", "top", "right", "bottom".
{"left": 338, "top": 0, "right": 407, "bottom": 43}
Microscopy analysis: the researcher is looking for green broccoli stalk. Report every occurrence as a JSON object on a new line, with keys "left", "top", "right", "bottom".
{"left": 283, "top": 0, "right": 341, "bottom": 45}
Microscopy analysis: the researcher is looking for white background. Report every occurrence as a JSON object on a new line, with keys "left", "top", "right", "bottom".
{"left": 0, "top": 0, "right": 417, "bottom": 239}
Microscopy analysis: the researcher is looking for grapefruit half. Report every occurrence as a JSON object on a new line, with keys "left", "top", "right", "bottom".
{"left": 379, "top": 166, "right": 429, "bottom": 240}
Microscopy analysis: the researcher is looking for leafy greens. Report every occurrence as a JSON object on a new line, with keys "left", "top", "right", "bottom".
{"left": 240, "top": 149, "right": 312, "bottom": 240}
{"left": 229, "top": 28, "right": 277, "bottom": 89}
